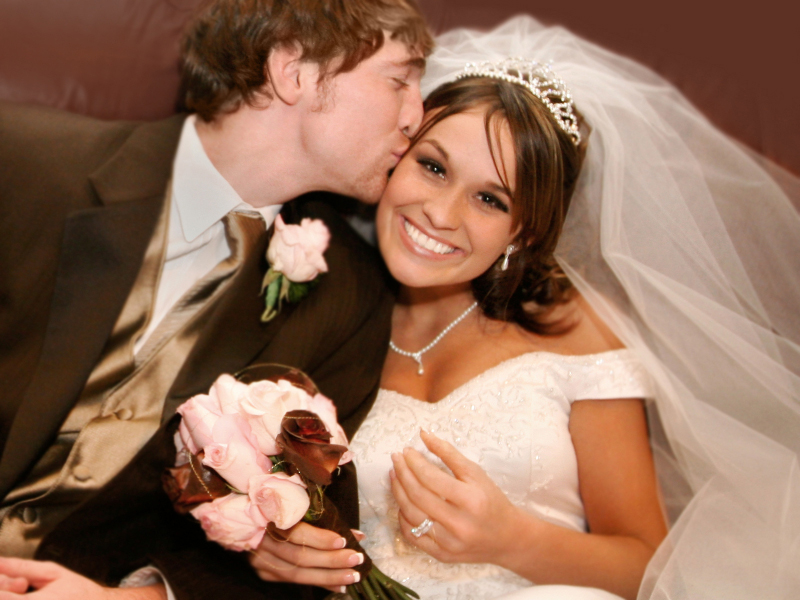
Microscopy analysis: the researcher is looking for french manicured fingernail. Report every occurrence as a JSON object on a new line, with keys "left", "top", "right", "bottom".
{"left": 348, "top": 571, "right": 361, "bottom": 583}
{"left": 338, "top": 586, "right": 347, "bottom": 594}
{"left": 348, "top": 552, "right": 364, "bottom": 566}
{"left": 336, "top": 537, "right": 347, "bottom": 549}
{"left": 352, "top": 529, "right": 366, "bottom": 538}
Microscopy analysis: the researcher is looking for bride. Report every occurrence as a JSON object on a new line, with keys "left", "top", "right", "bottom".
{"left": 249, "top": 16, "right": 800, "bottom": 600}
{"left": 352, "top": 55, "right": 665, "bottom": 600}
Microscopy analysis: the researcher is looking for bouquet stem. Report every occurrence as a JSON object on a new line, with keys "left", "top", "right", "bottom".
{"left": 311, "top": 496, "right": 418, "bottom": 600}
{"left": 350, "top": 565, "right": 419, "bottom": 600}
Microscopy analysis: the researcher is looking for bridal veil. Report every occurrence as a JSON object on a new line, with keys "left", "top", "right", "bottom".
{"left": 421, "top": 16, "right": 800, "bottom": 599}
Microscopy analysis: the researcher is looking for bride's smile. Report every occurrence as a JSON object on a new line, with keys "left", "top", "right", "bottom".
{"left": 376, "top": 109, "right": 518, "bottom": 289}
{"left": 402, "top": 217, "right": 458, "bottom": 255}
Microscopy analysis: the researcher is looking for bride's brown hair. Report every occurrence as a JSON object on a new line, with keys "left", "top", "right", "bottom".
{"left": 413, "top": 77, "right": 588, "bottom": 334}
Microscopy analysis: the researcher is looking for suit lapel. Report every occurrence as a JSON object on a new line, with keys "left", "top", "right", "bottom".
{"left": 0, "top": 116, "right": 185, "bottom": 496}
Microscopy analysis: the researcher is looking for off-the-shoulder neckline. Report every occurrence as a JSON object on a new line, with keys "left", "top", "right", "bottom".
{"left": 380, "top": 348, "right": 637, "bottom": 405}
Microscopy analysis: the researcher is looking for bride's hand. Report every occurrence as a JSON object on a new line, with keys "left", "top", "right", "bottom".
{"left": 248, "top": 523, "right": 365, "bottom": 593}
{"left": 390, "top": 430, "right": 529, "bottom": 567}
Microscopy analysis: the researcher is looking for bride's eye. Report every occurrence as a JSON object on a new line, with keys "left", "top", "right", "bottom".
{"left": 478, "top": 192, "right": 509, "bottom": 213}
{"left": 418, "top": 158, "right": 446, "bottom": 178}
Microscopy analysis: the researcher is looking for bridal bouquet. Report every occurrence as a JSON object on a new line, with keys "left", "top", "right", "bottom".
{"left": 162, "top": 368, "right": 418, "bottom": 600}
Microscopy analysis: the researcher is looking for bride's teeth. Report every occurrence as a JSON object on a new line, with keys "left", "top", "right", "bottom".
{"left": 404, "top": 220, "right": 454, "bottom": 255}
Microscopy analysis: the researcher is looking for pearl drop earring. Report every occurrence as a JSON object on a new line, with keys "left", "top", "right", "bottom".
{"left": 501, "top": 244, "right": 515, "bottom": 271}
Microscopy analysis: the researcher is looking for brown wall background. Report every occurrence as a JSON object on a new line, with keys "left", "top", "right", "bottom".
{"left": 1, "top": 0, "right": 798, "bottom": 175}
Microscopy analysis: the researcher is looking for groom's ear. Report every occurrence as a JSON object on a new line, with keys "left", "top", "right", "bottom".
{"left": 266, "top": 44, "right": 317, "bottom": 106}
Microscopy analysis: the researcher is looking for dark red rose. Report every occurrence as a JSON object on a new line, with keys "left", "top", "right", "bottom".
{"left": 161, "top": 451, "right": 232, "bottom": 513}
{"left": 277, "top": 409, "right": 348, "bottom": 486}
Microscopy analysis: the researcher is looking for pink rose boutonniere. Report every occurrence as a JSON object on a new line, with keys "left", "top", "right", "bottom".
{"left": 261, "top": 215, "right": 330, "bottom": 322}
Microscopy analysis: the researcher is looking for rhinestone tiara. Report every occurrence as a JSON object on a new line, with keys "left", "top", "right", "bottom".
{"left": 454, "top": 57, "right": 581, "bottom": 145}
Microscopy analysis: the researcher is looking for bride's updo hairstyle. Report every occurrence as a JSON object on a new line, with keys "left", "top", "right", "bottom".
{"left": 415, "top": 76, "right": 588, "bottom": 334}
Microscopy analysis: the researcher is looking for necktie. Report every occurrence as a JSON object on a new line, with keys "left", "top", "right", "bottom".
{"left": 135, "top": 211, "right": 266, "bottom": 364}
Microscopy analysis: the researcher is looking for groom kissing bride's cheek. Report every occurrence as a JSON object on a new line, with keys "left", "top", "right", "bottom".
{"left": 0, "top": 0, "right": 433, "bottom": 598}
{"left": 4, "top": 1, "right": 799, "bottom": 600}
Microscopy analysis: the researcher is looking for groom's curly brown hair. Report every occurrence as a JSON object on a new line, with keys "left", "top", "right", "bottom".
{"left": 179, "top": 0, "right": 433, "bottom": 121}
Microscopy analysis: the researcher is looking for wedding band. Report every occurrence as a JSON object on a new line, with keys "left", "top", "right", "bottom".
{"left": 410, "top": 517, "right": 434, "bottom": 538}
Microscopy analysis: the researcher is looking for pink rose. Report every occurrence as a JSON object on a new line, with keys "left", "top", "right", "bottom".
{"left": 176, "top": 374, "right": 245, "bottom": 455}
{"left": 190, "top": 493, "right": 266, "bottom": 552}
{"left": 208, "top": 373, "right": 249, "bottom": 415}
{"left": 176, "top": 392, "right": 222, "bottom": 455}
{"left": 248, "top": 472, "right": 310, "bottom": 530}
{"left": 239, "top": 379, "right": 315, "bottom": 455}
{"left": 202, "top": 414, "right": 271, "bottom": 493}
{"left": 267, "top": 215, "right": 329, "bottom": 282}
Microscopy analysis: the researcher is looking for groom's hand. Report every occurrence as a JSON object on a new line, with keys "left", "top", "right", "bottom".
{"left": 0, "top": 558, "right": 166, "bottom": 599}
{"left": 248, "top": 522, "right": 365, "bottom": 593}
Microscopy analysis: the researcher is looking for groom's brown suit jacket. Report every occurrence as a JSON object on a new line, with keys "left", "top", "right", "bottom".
{"left": 0, "top": 101, "right": 393, "bottom": 599}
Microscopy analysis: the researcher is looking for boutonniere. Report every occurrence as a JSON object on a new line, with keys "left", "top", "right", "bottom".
{"left": 261, "top": 214, "right": 330, "bottom": 322}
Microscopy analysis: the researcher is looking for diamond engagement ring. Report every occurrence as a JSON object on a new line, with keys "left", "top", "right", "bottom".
{"left": 410, "top": 518, "right": 434, "bottom": 538}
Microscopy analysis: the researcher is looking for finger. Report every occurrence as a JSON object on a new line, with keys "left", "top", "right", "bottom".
{"left": 283, "top": 522, "right": 348, "bottom": 551}
{"left": 420, "top": 430, "right": 482, "bottom": 483}
{"left": 0, "top": 574, "right": 28, "bottom": 594}
{"left": 0, "top": 558, "right": 60, "bottom": 588}
{"left": 351, "top": 529, "right": 366, "bottom": 542}
{"left": 249, "top": 549, "right": 362, "bottom": 589}
{"left": 389, "top": 467, "right": 429, "bottom": 531}
{"left": 396, "top": 508, "right": 454, "bottom": 563}
{"left": 401, "top": 446, "right": 470, "bottom": 505}
{"left": 255, "top": 534, "right": 364, "bottom": 571}
{"left": 391, "top": 452, "right": 459, "bottom": 526}
{"left": 396, "top": 446, "right": 471, "bottom": 507}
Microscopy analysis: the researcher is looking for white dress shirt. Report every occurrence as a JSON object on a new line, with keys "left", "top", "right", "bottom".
{"left": 134, "top": 114, "right": 282, "bottom": 354}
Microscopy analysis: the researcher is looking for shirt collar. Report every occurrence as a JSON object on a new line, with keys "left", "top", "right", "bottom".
{"left": 171, "top": 115, "right": 282, "bottom": 243}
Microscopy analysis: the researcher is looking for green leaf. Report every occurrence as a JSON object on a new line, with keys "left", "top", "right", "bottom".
{"left": 261, "top": 277, "right": 283, "bottom": 322}
{"left": 260, "top": 268, "right": 281, "bottom": 294}
{"left": 287, "top": 281, "right": 311, "bottom": 303}
{"left": 266, "top": 277, "right": 281, "bottom": 308}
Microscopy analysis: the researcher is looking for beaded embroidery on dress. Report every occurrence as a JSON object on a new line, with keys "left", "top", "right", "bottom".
{"left": 351, "top": 349, "right": 652, "bottom": 600}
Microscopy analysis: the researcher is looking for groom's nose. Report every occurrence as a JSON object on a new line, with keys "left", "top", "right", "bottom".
{"left": 399, "top": 83, "right": 424, "bottom": 138}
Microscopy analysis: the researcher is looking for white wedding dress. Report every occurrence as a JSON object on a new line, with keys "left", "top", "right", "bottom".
{"left": 351, "top": 349, "right": 651, "bottom": 600}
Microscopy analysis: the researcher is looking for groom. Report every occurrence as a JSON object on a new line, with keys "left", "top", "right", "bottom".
{"left": 0, "top": 0, "right": 432, "bottom": 597}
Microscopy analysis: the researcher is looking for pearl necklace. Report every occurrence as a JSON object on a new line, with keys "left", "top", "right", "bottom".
{"left": 389, "top": 301, "right": 479, "bottom": 375}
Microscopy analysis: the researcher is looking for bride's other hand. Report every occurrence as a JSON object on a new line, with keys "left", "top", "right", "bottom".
{"left": 248, "top": 522, "right": 364, "bottom": 593}
{"left": 390, "top": 429, "right": 521, "bottom": 566}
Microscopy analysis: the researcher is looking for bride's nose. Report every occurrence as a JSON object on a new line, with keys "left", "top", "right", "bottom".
{"left": 421, "top": 188, "right": 461, "bottom": 231}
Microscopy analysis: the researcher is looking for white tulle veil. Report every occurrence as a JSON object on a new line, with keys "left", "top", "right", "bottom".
{"left": 421, "top": 16, "right": 800, "bottom": 599}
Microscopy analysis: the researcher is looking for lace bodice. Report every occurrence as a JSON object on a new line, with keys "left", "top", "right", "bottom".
{"left": 351, "top": 350, "right": 651, "bottom": 600}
